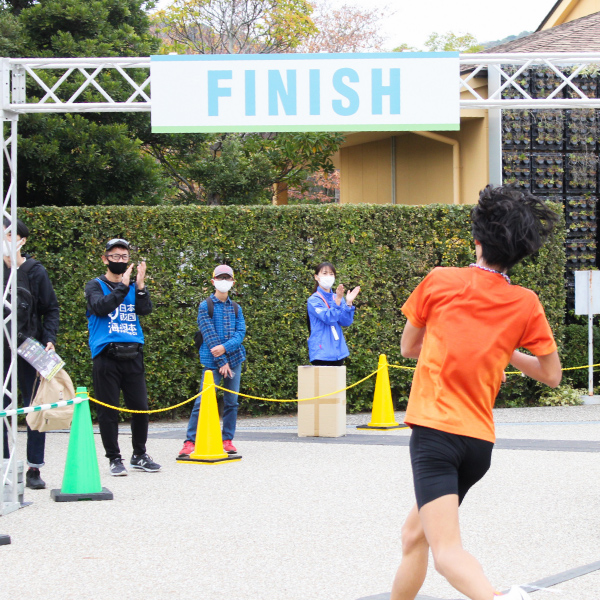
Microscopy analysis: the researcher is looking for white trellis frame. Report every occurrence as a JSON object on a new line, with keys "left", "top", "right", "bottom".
{"left": 3, "top": 52, "right": 600, "bottom": 514}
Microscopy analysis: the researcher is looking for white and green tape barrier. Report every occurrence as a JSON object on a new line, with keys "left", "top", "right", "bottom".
{"left": 0, "top": 397, "right": 84, "bottom": 419}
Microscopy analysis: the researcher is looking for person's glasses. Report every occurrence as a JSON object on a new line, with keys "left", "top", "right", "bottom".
{"left": 107, "top": 254, "right": 129, "bottom": 262}
{"left": 215, "top": 275, "right": 233, "bottom": 281}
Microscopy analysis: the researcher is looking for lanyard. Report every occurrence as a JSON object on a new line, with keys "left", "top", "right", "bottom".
{"left": 316, "top": 291, "right": 330, "bottom": 309}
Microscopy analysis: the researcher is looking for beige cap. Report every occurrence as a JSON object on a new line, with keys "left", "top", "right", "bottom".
{"left": 213, "top": 264, "right": 234, "bottom": 277}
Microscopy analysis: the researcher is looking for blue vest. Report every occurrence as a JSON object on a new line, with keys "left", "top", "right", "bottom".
{"left": 87, "top": 279, "right": 145, "bottom": 358}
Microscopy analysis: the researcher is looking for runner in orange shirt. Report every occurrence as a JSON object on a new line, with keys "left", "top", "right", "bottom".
{"left": 391, "top": 185, "right": 563, "bottom": 600}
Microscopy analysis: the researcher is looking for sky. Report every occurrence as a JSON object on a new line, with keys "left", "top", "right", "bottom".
{"left": 377, "top": 0, "right": 559, "bottom": 48}
{"left": 151, "top": 0, "right": 560, "bottom": 49}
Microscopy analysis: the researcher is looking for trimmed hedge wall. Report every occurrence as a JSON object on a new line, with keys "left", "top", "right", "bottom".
{"left": 21, "top": 203, "right": 565, "bottom": 417}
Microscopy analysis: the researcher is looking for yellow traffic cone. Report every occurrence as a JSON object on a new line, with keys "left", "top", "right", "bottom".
{"left": 357, "top": 355, "right": 406, "bottom": 430}
{"left": 177, "top": 370, "right": 242, "bottom": 464}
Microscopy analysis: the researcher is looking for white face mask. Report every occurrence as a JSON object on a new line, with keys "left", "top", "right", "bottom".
{"left": 319, "top": 275, "right": 335, "bottom": 289}
{"left": 3, "top": 240, "right": 22, "bottom": 257}
{"left": 214, "top": 280, "right": 233, "bottom": 293}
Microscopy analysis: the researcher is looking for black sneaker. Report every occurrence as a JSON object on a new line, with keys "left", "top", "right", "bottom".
{"left": 109, "top": 458, "right": 128, "bottom": 476}
{"left": 130, "top": 453, "right": 161, "bottom": 472}
{"left": 26, "top": 468, "right": 46, "bottom": 489}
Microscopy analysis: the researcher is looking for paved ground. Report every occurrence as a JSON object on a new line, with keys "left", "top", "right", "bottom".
{"left": 1, "top": 405, "right": 600, "bottom": 600}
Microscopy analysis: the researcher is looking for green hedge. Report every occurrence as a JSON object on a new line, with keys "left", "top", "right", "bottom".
{"left": 561, "top": 322, "right": 600, "bottom": 389}
{"left": 21, "top": 203, "right": 565, "bottom": 417}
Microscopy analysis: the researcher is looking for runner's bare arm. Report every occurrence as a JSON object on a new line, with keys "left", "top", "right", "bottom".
{"left": 510, "top": 350, "right": 562, "bottom": 388}
{"left": 401, "top": 321, "right": 426, "bottom": 359}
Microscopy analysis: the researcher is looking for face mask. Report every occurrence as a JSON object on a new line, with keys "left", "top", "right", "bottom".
{"left": 3, "top": 240, "right": 23, "bottom": 257}
{"left": 107, "top": 260, "right": 129, "bottom": 275}
{"left": 319, "top": 275, "right": 335, "bottom": 289}
{"left": 214, "top": 280, "right": 233, "bottom": 293}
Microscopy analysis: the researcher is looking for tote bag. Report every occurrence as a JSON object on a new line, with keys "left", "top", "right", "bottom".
{"left": 26, "top": 369, "right": 76, "bottom": 432}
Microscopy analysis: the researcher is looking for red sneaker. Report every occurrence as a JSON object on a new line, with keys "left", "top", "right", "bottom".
{"left": 223, "top": 440, "right": 237, "bottom": 454}
{"left": 178, "top": 440, "right": 195, "bottom": 457}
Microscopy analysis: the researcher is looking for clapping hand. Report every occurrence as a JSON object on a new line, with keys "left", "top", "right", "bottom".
{"left": 346, "top": 286, "right": 361, "bottom": 305}
{"left": 122, "top": 263, "right": 134, "bottom": 286}
{"left": 136, "top": 260, "right": 146, "bottom": 289}
{"left": 335, "top": 283, "right": 345, "bottom": 306}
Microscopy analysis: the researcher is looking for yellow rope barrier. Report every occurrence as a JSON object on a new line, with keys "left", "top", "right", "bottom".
{"left": 86, "top": 360, "right": 600, "bottom": 414}
{"left": 389, "top": 363, "right": 600, "bottom": 375}
{"left": 88, "top": 389, "right": 209, "bottom": 414}
{"left": 87, "top": 367, "right": 384, "bottom": 413}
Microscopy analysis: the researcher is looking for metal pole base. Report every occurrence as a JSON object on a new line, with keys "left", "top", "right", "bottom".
{"left": 0, "top": 534, "right": 11, "bottom": 546}
{"left": 177, "top": 455, "right": 242, "bottom": 464}
{"left": 50, "top": 487, "right": 113, "bottom": 502}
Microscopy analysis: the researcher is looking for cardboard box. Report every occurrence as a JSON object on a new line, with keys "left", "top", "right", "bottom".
{"left": 297, "top": 366, "right": 346, "bottom": 437}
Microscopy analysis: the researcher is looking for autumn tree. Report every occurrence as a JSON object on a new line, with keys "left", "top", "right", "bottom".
{"left": 154, "top": 0, "right": 317, "bottom": 54}
{"left": 297, "top": 0, "right": 388, "bottom": 53}
{"left": 288, "top": 168, "right": 339, "bottom": 204}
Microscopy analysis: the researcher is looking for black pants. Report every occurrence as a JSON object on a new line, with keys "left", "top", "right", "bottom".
{"left": 310, "top": 359, "right": 345, "bottom": 366}
{"left": 93, "top": 349, "right": 149, "bottom": 461}
{"left": 3, "top": 356, "right": 46, "bottom": 467}
{"left": 410, "top": 425, "right": 493, "bottom": 510}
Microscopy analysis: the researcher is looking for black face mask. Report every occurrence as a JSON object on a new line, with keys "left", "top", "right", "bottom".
{"left": 107, "top": 260, "right": 129, "bottom": 275}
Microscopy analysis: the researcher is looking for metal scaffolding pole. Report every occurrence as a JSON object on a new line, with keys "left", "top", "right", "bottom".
{"left": 1, "top": 64, "right": 21, "bottom": 515}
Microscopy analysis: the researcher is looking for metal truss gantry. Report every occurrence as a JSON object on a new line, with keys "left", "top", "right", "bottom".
{"left": 3, "top": 52, "right": 600, "bottom": 513}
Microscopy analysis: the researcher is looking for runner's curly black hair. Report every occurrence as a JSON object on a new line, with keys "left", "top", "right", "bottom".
{"left": 471, "top": 185, "right": 559, "bottom": 271}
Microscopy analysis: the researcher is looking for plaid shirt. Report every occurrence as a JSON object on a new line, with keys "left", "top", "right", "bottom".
{"left": 198, "top": 294, "right": 246, "bottom": 369}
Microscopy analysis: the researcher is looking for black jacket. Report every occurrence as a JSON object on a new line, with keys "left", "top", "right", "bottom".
{"left": 85, "top": 275, "right": 152, "bottom": 317}
{"left": 3, "top": 255, "right": 60, "bottom": 346}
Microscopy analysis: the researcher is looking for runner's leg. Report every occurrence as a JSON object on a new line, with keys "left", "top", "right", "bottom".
{"left": 390, "top": 504, "right": 429, "bottom": 600}
{"left": 420, "top": 494, "right": 495, "bottom": 600}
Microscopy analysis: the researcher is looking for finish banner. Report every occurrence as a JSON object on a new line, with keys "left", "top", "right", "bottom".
{"left": 150, "top": 52, "right": 460, "bottom": 133}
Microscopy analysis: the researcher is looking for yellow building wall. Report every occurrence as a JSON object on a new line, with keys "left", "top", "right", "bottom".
{"left": 339, "top": 113, "right": 488, "bottom": 206}
{"left": 339, "top": 139, "right": 392, "bottom": 204}
{"left": 442, "top": 117, "right": 489, "bottom": 205}
{"left": 540, "top": 0, "right": 600, "bottom": 29}
{"left": 394, "top": 135, "right": 454, "bottom": 205}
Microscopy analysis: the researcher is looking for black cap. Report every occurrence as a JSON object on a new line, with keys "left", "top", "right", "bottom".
{"left": 105, "top": 238, "right": 131, "bottom": 252}
{"left": 3, "top": 217, "right": 29, "bottom": 238}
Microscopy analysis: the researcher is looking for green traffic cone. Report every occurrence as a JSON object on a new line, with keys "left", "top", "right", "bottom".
{"left": 51, "top": 387, "right": 113, "bottom": 502}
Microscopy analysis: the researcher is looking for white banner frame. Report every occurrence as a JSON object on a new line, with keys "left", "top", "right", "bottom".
{"left": 150, "top": 52, "right": 460, "bottom": 133}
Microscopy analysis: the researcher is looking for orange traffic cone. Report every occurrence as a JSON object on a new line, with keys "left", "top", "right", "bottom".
{"left": 357, "top": 355, "right": 406, "bottom": 430}
{"left": 177, "top": 370, "right": 242, "bottom": 464}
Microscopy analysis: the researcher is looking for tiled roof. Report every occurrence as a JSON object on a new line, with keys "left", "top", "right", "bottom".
{"left": 485, "top": 11, "right": 600, "bottom": 53}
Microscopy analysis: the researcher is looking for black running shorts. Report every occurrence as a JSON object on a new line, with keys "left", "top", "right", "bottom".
{"left": 409, "top": 425, "right": 494, "bottom": 510}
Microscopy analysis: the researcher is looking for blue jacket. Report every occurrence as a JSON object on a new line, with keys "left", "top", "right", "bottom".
{"left": 198, "top": 294, "right": 246, "bottom": 370}
{"left": 307, "top": 286, "right": 356, "bottom": 362}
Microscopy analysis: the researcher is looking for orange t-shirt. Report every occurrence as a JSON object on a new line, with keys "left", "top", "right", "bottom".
{"left": 401, "top": 267, "right": 557, "bottom": 443}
